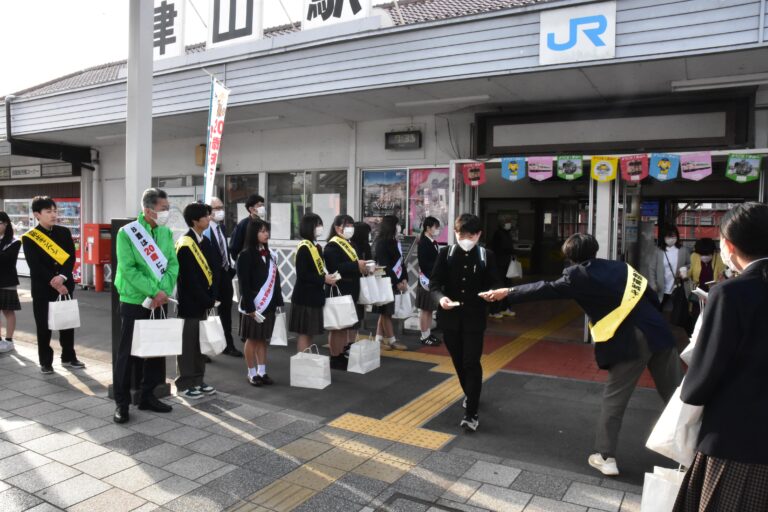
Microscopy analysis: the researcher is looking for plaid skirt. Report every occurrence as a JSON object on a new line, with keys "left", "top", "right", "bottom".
{"left": 239, "top": 311, "right": 276, "bottom": 341}
{"left": 0, "top": 289, "right": 21, "bottom": 311}
{"left": 288, "top": 303, "right": 324, "bottom": 336}
{"left": 673, "top": 452, "right": 768, "bottom": 512}
{"left": 415, "top": 285, "right": 437, "bottom": 312}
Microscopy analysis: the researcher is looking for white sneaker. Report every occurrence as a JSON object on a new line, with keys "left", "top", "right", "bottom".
{"left": 0, "top": 340, "right": 13, "bottom": 353}
{"left": 489, "top": 313, "right": 504, "bottom": 320}
{"left": 501, "top": 309, "right": 516, "bottom": 317}
{"left": 588, "top": 453, "right": 619, "bottom": 476}
{"left": 462, "top": 397, "right": 467, "bottom": 409}
{"left": 460, "top": 415, "right": 479, "bottom": 432}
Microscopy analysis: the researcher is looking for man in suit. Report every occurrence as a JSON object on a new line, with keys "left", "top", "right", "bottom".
{"left": 205, "top": 197, "right": 242, "bottom": 357}
{"left": 484, "top": 233, "right": 682, "bottom": 476}
{"left": 229, "top": 194, "right": 265, "bottom": 260}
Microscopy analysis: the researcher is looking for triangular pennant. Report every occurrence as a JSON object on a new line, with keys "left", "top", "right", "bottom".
{"left": 620, "top": 154, "right": 649, "bottom": 182}
{"left": 649, "top": 153, "right": 680, "bottom": 181}
{"left": 725, "top": 154, "right": 762, "bottom": 183}
{"left": 501, "top": 158, "right": 526, "bottom": 182}
{"left": 557, "top": 155, "right": 583, "bottom": 180}
{"left": 461, "top": 162, "right": 486, "bottom": 187}
{"left": 680, "top": 152, "right": 712, "bottom": 181}
{"left": 590, "top": 156, "right": 618, "bottom": 183}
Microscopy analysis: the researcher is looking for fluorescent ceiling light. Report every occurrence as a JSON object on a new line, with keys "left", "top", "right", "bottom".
{"left": 395, "top": 95, "right": 491, "bottom": 108}
{"left": 94, "top": 133, "right": 125, "bottom": 141}
{"left": 671, "top": 73, "right": 768, "bottom": 92}
{"left": 227, "top": 115, "right": 282, "bottom": 125}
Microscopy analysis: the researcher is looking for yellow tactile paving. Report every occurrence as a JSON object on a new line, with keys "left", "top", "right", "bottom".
{"left": 311, "top": 446, "right": 372, "bottom": 471}
{"left": 328, "top": 413, "right": 380, "bottom": 433}
{"left": 398, "top": 428, "right": 455, "bottom": 450}
{"left": 226, "top": 500, "right": 274, "bottom": 512}
{"left": 338, "top": 437, "right": 387, "bottom": 457}
{"left": 351, "top": 454, "right": 413, "bottom": 483}
{"left": 276, "top": 438, "right": 333, "bottom": 462}
{"left": 380, "top": 350, "right": 457, "bottom": 374}
{"left": 281, "top": 461, "right": 345, "bottom": 491}
{"left": 247, "top": 480, "right": 315, "bottom": 511}
{"left": 363, "top": 419, "right": 415, "bottom": 441}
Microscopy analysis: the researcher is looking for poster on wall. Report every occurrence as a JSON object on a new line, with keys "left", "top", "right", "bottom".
{"left": 501, "top": 158, "right": 526, "bottom": 182}
{"left": 408, "top": 168, "right": 449, "bottom": 244}
{"left": 461, "top": 162, "right": 486, "bottom": 187}
{"left": 270, "top": 203, "right": 292, "bottom": 240}
{"left": 725, "top": 154, "right": 762, "bottom": 183}
{"left": 620, "top": 154, "right": 649, "bottom": 182}
{"left": 528, "top": 156, "right": 554, "bottom": 181}
{"left": 557, "top": 155, "right": 583, "bottom": 180}
{"left": 590, "top": 156, "right": 618, "bottom": 182}
{"left": 649, "top": 153, "right": 680, "bottom": 181}
{"left": 362, "top": 169, "right": 407, "bottom": 234}
{"left": 680, "top": 152, "right": 713, "bottom": 181}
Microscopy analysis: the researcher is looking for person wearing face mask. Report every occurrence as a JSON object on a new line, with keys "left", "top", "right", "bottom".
{"left": 650, "top": 224, "right": 692, "bottom": 341}
{"left": 0, "top": 211, "right": 21, "bottom": 353}
{"left": 229, "top": 194, "right": 266, "bottom": 260}
{"left": 113, "top": 188, "right": 180, "bottom": 423}
{"left": 373, "top": 215, "right": 409, "bottom": 351}
{"left": 429, "top": 214, "right": 502, "bottom": 432}
{"left": 489, "top": 218, "right": 517, "bottom": 320}
{"left": 290, "top": 214, "right": 339, "bottom": 354}
{"left": 673, "top": 202, "right": 768, "bottom": 512}
{"left": 688, "top": 237, "right": 726, "bottom": 326}
{"left": 324, "top": 215, "right": 370, "bottom": 369}
{"left": 416, "top": 217, "right": 442, "bottom": 346}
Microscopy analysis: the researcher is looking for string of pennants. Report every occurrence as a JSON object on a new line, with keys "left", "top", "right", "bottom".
{"left": 460, "top": 153, "right": 764, "bottom": 187}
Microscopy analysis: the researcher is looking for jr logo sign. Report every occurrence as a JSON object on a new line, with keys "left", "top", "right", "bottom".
{"left": 539, "top": 2, "right": 616, "bottom": 65}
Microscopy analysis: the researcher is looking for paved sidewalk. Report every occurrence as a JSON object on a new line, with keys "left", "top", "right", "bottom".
{"left": 0, "top": 341, "right": 643, "bottom": 512}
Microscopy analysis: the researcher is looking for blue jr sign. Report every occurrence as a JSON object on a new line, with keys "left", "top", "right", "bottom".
{"left": 539, "top": 2, "right": 616, "bottom": 65}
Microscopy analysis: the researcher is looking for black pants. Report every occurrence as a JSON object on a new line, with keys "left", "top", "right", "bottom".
{"left": 32, "top": 292, "right": 76, "bottom": 366}
{"left": 217, "top": 275, "right": 236, "bottom": 348}
{"left": 443, "top": 328, "right": 485, "bottom": 417}
{"left": 176, "top": 316, "right": 206, "bottom": 391}
{"left": 113, "top": 303, "right": 166, "bottom": 408}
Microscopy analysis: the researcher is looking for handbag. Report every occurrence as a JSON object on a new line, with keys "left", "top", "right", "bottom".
{"left": 506, "top": 259, "right": 523, "bottom": 279}
{"left": 131, "top": 308, "right": 183, "bottom": 358}
{"left": 270, "top": 310, "right": 288, "bottom": 346}
{"left": 357, "top": 275, "right": 379, "bottom": 305}
{"left": 393, "top": 291, "right": 413, "bottom": 319}
{"left": 646, "top": 379, "right": 703, "bottom": 467}
{"left": 200, "top": 309, "right": 227, "bottom": 357}
{"left": 347, "top": 338, "right": 380, "bottom": 374}
{"left": 290, "top": 344, "right": 331, "bottom": 389}
{"left": 48, "top": 294, "right": 81, "bottom": 330}
{"left": 323, "top": 286, "right": 358, "bottom": 330}
{"left": 374, "top": 276, "right": 395, "bottom": 306}
{"left": 640, "top": 466, "right": 686, "bottom": 512}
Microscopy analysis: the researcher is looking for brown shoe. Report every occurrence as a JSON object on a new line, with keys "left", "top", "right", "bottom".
{"left": 389, "top": 341, "right": 408, "bottom": 351}
{"left": 380, "top": 340, "right": 393, "bottom": 351}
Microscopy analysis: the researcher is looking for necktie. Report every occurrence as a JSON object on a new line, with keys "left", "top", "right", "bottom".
{"left": 217, "top": 225, "right": 229, "bottom": 270}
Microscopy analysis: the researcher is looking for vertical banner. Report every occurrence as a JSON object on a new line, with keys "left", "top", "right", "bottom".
{"left": 620, "top": 154, "right": 649, "bottom": 182}
{"left": 461, "top": 162, "right": 486, "bottom": 187}
{"left": 725, "top": 154, "right": 762, "bottom": 183}
{"left": 680, "top": 152, "right": 713, "bottom": 181}
{"left": 501, "top": 158, "right": 526, "bottom": 182}
{"left": 203, "top": 78, "right": 230, "bottom": 204}
{"left": 649, "top": 153, "right": 680, "bottom": 181}
{"left": 528, "top": 157, "right": 554, "bottom": 181}
{"left": 590, "top": 156, "right": 618, "bottom": 182}
{"left": 557, "top": 155, "right": 583, "bottom": 180}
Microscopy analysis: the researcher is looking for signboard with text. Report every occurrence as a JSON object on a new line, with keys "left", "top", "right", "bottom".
{"left": 302, "top": 0, "right": 372, "bottom": 30}
{"left": 539, "top": 1, "right": 616, "bottom": 65}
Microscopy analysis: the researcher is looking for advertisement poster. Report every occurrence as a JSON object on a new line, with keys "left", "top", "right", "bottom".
{"left": 725, "top": 154, "right": 762, "bottom": 183}
{"left": 620, "top": 154, "right": 649, "bottom": 182}
{"left": 590, "top": 156, "right": 618, "bottom": 182}
{"left": 528, "top": 157, "right": 554, "bottom": 181}
{"left": 409, "top": 168, "right": 449, "bottom": 244}
{"left": 461, "top": 162, "right": 486, "bottom": 187}
{"left": 680, "top": 152, "right": 713, "bottom": 181}
{"left": 557, "top": 155, "right": 583, "bottom": 180}
{"left": 362, "top": 169, "right": 407, "bottom": 233}
{"left": 501, "top": 157, "right": 526, "bottom": 181}
{"left": 649, "top": 153, "right": 680, "bottom": 181}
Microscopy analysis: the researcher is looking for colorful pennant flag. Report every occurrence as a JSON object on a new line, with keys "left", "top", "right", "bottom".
{"left": 620, "top": 154, "right": 649, "bottom": 182}
{"left": 527, "top": 157, "right": 554, "bottom": 181}
{"left": 725, "top": 154, "right": 762, "bottom": 183}
{"left": 461, "top": 162, "right": 486, "bottom": 187}
{"left": 590, "top": 156, "right": 619, "bottom": 183}
{"left": 557, "top": 155, "right": 583, "bottom": 180}
{"left": 680, "top": 152, "right": 712, "bottom": 181}
{"left": 501, "top": 157, "right": 526, "bottom": 181}
{"left": 649, "top": 153, "right": 680, "bottom": 181}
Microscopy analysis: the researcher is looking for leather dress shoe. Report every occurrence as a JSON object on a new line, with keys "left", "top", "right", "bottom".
{"left": 114, "top": 406, "right": 129, "bottom": 424}
{"left": 223, "top": 346, "right": 243, "bottom": 357}
{"left": 138, "top": 395, "right": 173, "bottom": 413}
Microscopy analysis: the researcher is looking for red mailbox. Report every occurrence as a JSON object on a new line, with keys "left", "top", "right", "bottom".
{"left": 84, "top": 223, "right": 112, "bottom": 291}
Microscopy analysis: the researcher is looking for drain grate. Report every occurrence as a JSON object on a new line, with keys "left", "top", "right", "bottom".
{"left": 377, "top": 492, "right": 463, "bottom": 511}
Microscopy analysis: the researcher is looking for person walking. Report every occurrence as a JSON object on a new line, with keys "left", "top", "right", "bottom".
{"left": 113, "top": 188, "right": 179, "bottom": 423}
{"left": 650, "top": 224, "right": 693, "bottom": 342}
{"left": 673, "top": 202, "right": 768, "bottom": 512}
{"left": 21, "top": 196, "right": 85, "bottom": 374}
{"left": 373, "top": 215, "right": 408, "bottom": 351}
{"left": 484, "top": 233, "right": 682, "bottom": 475}
{"left": 350, "top": 221, "right": 373, "bottom": 343}
{"left": 229, "top": 194, "right": 265, "bottom": 260}
{"left": 415, "top": 216, "right": 441, "bottom": 346}
{"left": 0, "top": 212, "right": 21, "bottom": 353}
{"left": 488, "top": 218, "right": 516, "bottom": 320}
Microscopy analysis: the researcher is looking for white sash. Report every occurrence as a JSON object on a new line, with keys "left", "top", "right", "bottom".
{"left": 392, "top": 241, "right": 404, "bottom": 278}
{"left": 253, "top": 249, "right": 278, "bottom": 314}
{"left": 418, "top": 272, "right": 429, "bottom": 290}
{"left": 124, "top": 221, "right": 168, "bottom": 281}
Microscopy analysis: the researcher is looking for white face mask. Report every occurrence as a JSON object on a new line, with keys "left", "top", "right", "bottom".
{"left": 699, "top": 255, "right": 713, "bottom": 264}
{"left": 342, "top": 226, "right": 354, "bottom": 240}
{"left": 664, "top": 237, "right": 677, "bottom": 247}
{"left": 396, "top": 225, "right": 402, "bottom": 235}
{"left": 255, "top": 206, "right": 266, "bottom": 217}
{"left": 213, "top": 210, "right": 225, "bottom": 222}
{"left": 457, "top": 238, "right": 476, "bottom": 252}
{"left": 432, "top": 228, "right": 441, "bottom": 238}
{"left": 314, "top": 226, "right": 324, "bottom": 239}
{"left": 720, "top": 243, "right": 736, "bottom": 272}
{"left": 503, "top": 223, "right": 512, "bottom": 230}
{"left": 154, "top": 210, "right": 170, "bottom": 226}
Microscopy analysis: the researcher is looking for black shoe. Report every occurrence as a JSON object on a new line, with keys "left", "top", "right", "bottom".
{"left": 114, "top": 406, "right": 129, "bottom": 424}
{"left": 330, "top": 355, "right": 348, "bottom": 371}
{"left": 40, "top": 365, "right": 54, "bottom": 374}
{"left": 203, "top": 355, "right": 212, "bottom": 364}
{"left": 222, "top": 346, "right": 243, "bottom": 357}
{"left": 260, "top": 374, "right": 274, "bottom": 386}
{"left": 460, "top": 414, "right": 479, "bottom": 432}
{"left": 249, "top": 375, "right": 263, "bottom": 387}
{"left": 138, "top": 395, "right": 173, "bottom": 413}
{"left": 62, "top": 359, "right": 86, "bottom": 369}
{"left": 420, "top": 335, "right": 442, "bottom": 346}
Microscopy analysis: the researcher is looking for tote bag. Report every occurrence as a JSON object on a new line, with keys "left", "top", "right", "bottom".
{"left": 290, "top": 345, "right": 331, "bottom": 389}
{"left": 640, "top": 467, "right": 685, "bottom": 512}
{"left": 347, "top": 338, "right": 380, "bottom": 374}
{"left": 270, "top": 311, "right": 288, "bottom": 346}
{"left": 48, "top": 294, "right": 81, "bottom": 331}
{"left": 374, "top": 276, "right": 395, "bottom": 306}
{"left": 506, "top": 259, "right": 523, "bottom": 279}
{"left": 323, "top": 286, "right": 358, "bottom": 330}
{"left": 646, "top": 380, "right": 703, "bottom": 467}
{"left": 200, "top": 309, "right": 227, "bottom": 357}
{"left": 358, "top": 275, "right": 379, "bottom": 305}
{"left": 393, "top": 291, "right": 413, "bottom": 319}
{"left": 131, "top": 308, "right": 183, "bottom": 358}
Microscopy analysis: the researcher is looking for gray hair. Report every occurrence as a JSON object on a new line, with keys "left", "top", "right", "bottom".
{"left": 141, "top": 188, "right": 168, "bottom": 209}
{"left": 207, "top": 196, "right": 222, "bottom": 206}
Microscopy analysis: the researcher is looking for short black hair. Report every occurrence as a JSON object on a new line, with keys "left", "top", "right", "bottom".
{"left": 32, "top": 196, "right": 57, "bottom": 213}
{"left": 183, "top": 202, "right": 209, "bottom": 227}
{"left": 658, "top": 224, "right": 681, "bottom": 250}
{"left": 454, "top": 213, "right": 482, "bottom": 234}
{"left": 376, "top": 215, "right": 399, "bottom": 242}
{"left": 244, "top": 218, "right": 271, "bottom": 254}
{"left": 422, "top": 216, "right": 440, "bottom": 231}
{"left": 693, "top": 238, "right": 716, "bottom": 256}
{"left": 327, "top": 214, "right": 355, "bottom": 241}
{"left": 562, "top": 233, "right": 599, "bottom": 263}
{"left": 246, "top": 194, "right": 265, "bottom": 210}
{"left": 299, "top": 213, "right": 322, "bottom": 241}
{"left": 351, "top": 221, "right": 371, "bottom": 251}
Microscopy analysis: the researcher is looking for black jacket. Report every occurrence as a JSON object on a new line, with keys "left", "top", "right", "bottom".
{"left": 176, "top": 230, "right": 218, "bottom": 319}
{"left": 21, "top": 225, "right": 76, "bottom": 298}
{"left": 417, "top": 235, "right": 440, "bottom": 279}
{"left": 490, "top": 228, "right": 515, "bottom": 274}
{"left": 229, "top": 217, "right": 251, "bottom": 260}
{"left": 506, "top": 259, "right": 674, "bottom": 369}
{"left": 353, "top": 240, "right": 372, "bottom": 261}
{"left": 292, "top": 242, "right": 326, "bottom": 308}
{"left": 206, "top": 222, "right": 236, "bottom": 278}
{"left": 429, "top": 245, "right": 501, "bottom": 331}
{"left": 682, "top": 260, "right": 768, "bottom": 464}
{"left": 236, "top": 248, "right": 284, "bottom": 314}
{"left": 0, "top": 239, "right": 21, "bottom": 288}
{"left": 375, "top": 238, "right": 408, "bottom": 288}
{"left": 324, "top": 239, "right": 361, "bottom": 301}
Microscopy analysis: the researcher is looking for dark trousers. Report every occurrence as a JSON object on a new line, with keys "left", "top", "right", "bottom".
{"left": 32, "top": 292, "right": 75, "bottom": 366}
{"left": 443, "top": 328, "right": 485, "bottom": 417}
{"left": 217, "top": 275, "right": 236, "bottom": 348}
{"left": 594, "top": 328, "right": 683, "bottom": 456}
{"left": 176, "top": 316, "right": 206, "bottom": 391}
{"left": 114, "top": 303, "right": 166, "bottom": 408}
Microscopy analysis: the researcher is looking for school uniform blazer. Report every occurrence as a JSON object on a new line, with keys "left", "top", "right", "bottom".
{"left": 205, "top": 221, "right": 236, "bottom": 279}
{"left": 176, "top": 229, "right": 218, "bottom": 319}
{"left": 417, "top": 235, "right": 439, "bottom": 279}
{"left": 429, "top": 245, "right": 501, "bottom": 332}
{"left": 21, "top": 225, "right": 76, "bottom": 298}
{"left": 506, "top": 259, "right": 675, "bottom": 369}
{"left": 682, "top": 261, "right": 768, "bottom": 464}
{"left": 229, "top": 217, "right": 251, "bottom": 260}
{"left": 324, "top": 240, "right": 361, "bottom": 301}
{"left": 292, "top": 241, "right": 326, "bottom": 308}
{"left": 649, "top": 246, "right": 691, "bottom": 300}
{"left": 375, "top": 238, "right": 408, "bottom": 288}
{"left": 0, "top": 239, "right": 21, "bottom": 288}
{"left": 236, "top": 248, "right": 284, "bottom": 315}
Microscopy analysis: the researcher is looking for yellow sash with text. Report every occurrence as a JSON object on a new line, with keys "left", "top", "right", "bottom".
{"left": 22, "top": 228, "right": 70, "bottom": 266}
{"left": 590, "top": 264, "right": 648, "bottom": 342}
{"left": 175, "top": 235, "right": 213, "bottom": 287}
{"left": 296, "top": 240, "right": 325, "bottom": 275}
{"left": 330, "top": 236, "right": 358, "bottom": 262}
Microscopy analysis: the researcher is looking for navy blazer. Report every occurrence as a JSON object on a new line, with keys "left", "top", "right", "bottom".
{"left": 682, "top": 260, "right": 768, "bottom": 464}
{"left": 507, "top": 259, "right": 675, "bottom": 369}
{"left": 176, "top": 229, "right": 218, "bottom": 318}
{"left": 417, "top": 235, "right": 440, "bottom": 279}
{"left": 236, "top": 248, "right": 284, "bottom": 314}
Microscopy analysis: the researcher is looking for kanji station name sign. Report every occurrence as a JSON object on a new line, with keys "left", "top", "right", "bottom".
{"left": 303, "top": 0, "right": 373, "bottom": 30}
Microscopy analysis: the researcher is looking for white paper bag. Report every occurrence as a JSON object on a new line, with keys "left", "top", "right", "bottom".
{"left": 48, "top": 294, "right": 80, "bottom": 330}
{"left": 232, "top": 277, "right": 241, "bottom": 302}
{"left": 347, "top": 338, "right": 380, "bottom": 374}
{"left": 506, "top": 259, "right": 523, "bottom": 279}
{"left": 681, "top": 313, "right": 704, "bottom": 365}
{"left": 323, "top": 286, "right": 358, "bottom": 330}
{"left": 358, "top": 275, "right": 379, "bottom": 305}
{"left": 393, "top": 291, "right": 413, "bottom": 319}
{"left": 640, "top": 466, "right": 685, "bottom": 512}
{"left": 200, "top": 309, "right": 227, "bottom": 357}
{"left": 270, "top": 311, "right": 288, "bottom": 346}
{"left": 131, "top": 309, "right": 183, "bottom": 358}
{"left": 374, "top": 276, "right": 395, "bottom": 306}
{"left": 290, "top": 345, "right": 331, "bottom": 389}
{"left": 646, "top": 380, "right": 703, "bottom": 467}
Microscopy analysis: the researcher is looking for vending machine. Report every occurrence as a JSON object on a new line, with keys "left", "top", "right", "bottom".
{"left": 53, "top": 198, "right": 82, "bottom": 284}
{"left": 3, "top": 199, "right": 33, "bottom": 276}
